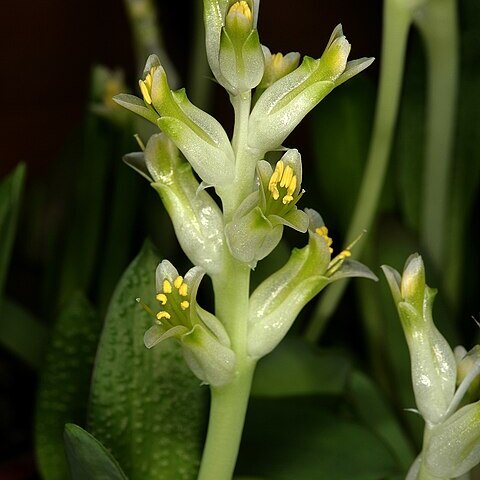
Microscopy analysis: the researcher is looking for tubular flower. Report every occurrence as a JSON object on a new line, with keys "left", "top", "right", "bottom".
{"left": 143, "top": 260, "right": 236, "bottom": 387}
{"left": 124, "top": 134, "right": 225, "bottom": 275}
{"left": 114, "top": 55, "right": 235, "bottom": 187}
{"left": 248, "top": 24, "right": 374, "bottom": 153}
{"left": 225, "top": 149, "right": 309, "bottom": 267}
{"left": 382, "top": 255, "right": 457, "bottom": 424}
{"left": 204, "top": 0, "right": 263, "bottom": 94}
{"left": 247, "top": 208, "right": 377, "bottom": 359}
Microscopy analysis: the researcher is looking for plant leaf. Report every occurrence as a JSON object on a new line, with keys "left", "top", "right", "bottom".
{"left": 0, "top": 299, "right": 47, "bottom": 369}
{"left": 64, "top": 423, "right": 128, "bottom": 480}
{"left": 251, "top": 337, "right": 351, "bottom": 397}
{"left": 347, "top": 370, "right": 415, "bottom": 471}
{"left": 237, "top": 396, "right": 401, "bottom": 480}
{"left": 0, "top": 163, "right": 25, "bottom": 296}
{"left": 89, "top": 242, "right": 207, "bottom": 480}
{"left": 35, "top": 293, "right": 100, "bottom": 480}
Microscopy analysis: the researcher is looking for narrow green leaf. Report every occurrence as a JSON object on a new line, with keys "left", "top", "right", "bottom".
{"left": 392, "top": 31, "right": 425, "bottom": 232}
{"left": 347, "top": 370, "right": 415, "bottom": 470}
{"left": 0, "top": 163, "right": 25, "bottom": 296}
{"left": 0, "top": 299, "right": 47, "bottom": 369}
{"left": 35, "top": 293, "right": 100, "bottom": 480}
{"left": 311, "top": 76, "right": 374, "bottom": 231}
{"left": 58, "top": 92, "right": 112, "bottom": 304}
{"left": 89, "top": 242, "right": 207, "bottom": 480}
{"left": 251, "top": 337, "right": 351, "bottom": 398}
{"left": 64, "top": 423, "right": 128, "bottom": 480}
{"left": 238, "top": 396, "right": 401, "bottom": 480}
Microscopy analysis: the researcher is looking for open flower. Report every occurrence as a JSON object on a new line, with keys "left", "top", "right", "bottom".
{"left": 114, "top": 55, "right": 235, "bottom": 187}
{"left": 247, "top": 208, "right": 377, "bottom": 359}
{"left": 225, "top": 149, "right": 309, "bottom": 267}
{"left": 143, "top": 260, "right": 235, "bottom": 387}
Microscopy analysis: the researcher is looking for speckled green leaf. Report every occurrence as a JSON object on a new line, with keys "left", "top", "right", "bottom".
{"left": 89, "top": 242, "right": 207, "bottom": 480}
{"left": 64, "top": 424, "right": 127, "bottom": 480}
{"left": 35, "top": 293, "right": 100, "bottom": 480}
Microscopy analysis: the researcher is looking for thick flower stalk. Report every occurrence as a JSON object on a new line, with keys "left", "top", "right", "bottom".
{"left": 383, "top": 255, "right": 480, "bottom": 479}
{"left": 115, "top": 1, "right": 375, "bottom": 478}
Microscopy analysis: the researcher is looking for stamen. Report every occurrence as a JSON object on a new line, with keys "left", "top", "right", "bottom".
{"left": 315, "top": 226, "right": 333, "bottom": 253}
{"left": 156, "top": 311, "right": 171, "bottom": 320}
{"left": 163, "top": 279, "right": 172, "bottom": 294}
{"left": 174, "top": 276, "right": 184, "bottom": 289}
{"left": 282, "top": 195, "right": 293, "bottom": 204}
{"left": 180, "top": 301, "right": 190, "bottom": 310}
{"left": 272, "top": 53, "right": 284, "bottom": 67}
{"left": 280, "top": 165, "right": 294, "bottom": 188}
{"left": 178, "top": 283, "right": 188, "bottom": 296}
{"left": 156, "top": 293, "right": 168, "bottom": 305}
{"left": 139, "top": 80, "right": 152, "bottom": 104}
{"left": 287, "top": 175, "right": 297, "bottom": 196}
{"left": 337, "top": 250, "right": 351, "bottom": 260}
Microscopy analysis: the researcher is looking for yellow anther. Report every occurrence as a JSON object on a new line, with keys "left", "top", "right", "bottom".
{"left": 174, "top": 276, "right": 184, "bottom": 289}
{"left": 268, "top": 161, "right": 287, "bottom": 200}
{"left": 268, "top": 172, "right": 280, "bottom": 200}
{"left": 229, "top": 1, "right": 252, "bottom": 21}
{"left": 139, "top": 67, "right": 157, "bottom": 105}
{"left": 338, "top": 250, "right": 352, "bottom": 259}
{"left": 272, "top": 53, "right": 284, "bottom": 68}
{"left": 156, "top": 293, "right": 168, "bottom": 305}
{"left": 180, "top": 301, "right": 190, "bottom": 310}
{"left": 282, "top": 194, "right": 294, "bottom": 205}
{"left": 315, "top": 226, "right": 334, "bottom": 253}
{"left": 163, "top": 279, "right": 172, "bottom": 294}
{"left": 178, "top": 283, "right": 188, "bottom": 296}
{"left": 288, "top": 175, "right": 297, "bottom": 195}
{"left": 280, "top": 165, "right": 294, "bottom": 188}
{"left": 156, "top": 311, "right": 171, "bottom": 320}
{"left": 139, "top": 80, "right": 152, "bottom": 105}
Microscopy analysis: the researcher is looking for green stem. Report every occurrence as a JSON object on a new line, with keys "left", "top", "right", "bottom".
{"left": 198, "top": 258, "right": 253, "bottom": 480}
{"left": 197, "top": 359, "right": 255, "bottom": 480}
{"left": 198, "top": 89, "right": 257, "bottom": 479}
{"left": 416, "top": 0, "right": 459, "bottom": 272}
{"left": 304, "top": 0, "right": 411, "bottom": 344}
{"left": 219, "top": 91, "right": 257, "bottom": 221}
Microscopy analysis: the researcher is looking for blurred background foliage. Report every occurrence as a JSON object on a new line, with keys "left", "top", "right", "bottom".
{"left": 0, "top": 0, "right": 479, "bottom": 478}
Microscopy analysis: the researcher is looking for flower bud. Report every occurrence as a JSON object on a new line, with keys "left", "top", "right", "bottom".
{"left": 203, "top": 0, "right": 261, "bottom": 93}
{"left": 146, "top": 135, "right": 226, "bottom": 275}
{"left": 257, "top": 47, "right": 301, "bottom": 93}
{"left": 382, "top": 255, "right": 456, "bottom": 424}
{"left": 218, "top": 1, "right": 264, "bottom": 94}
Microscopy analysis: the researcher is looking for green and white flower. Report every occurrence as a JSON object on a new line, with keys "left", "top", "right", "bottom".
{"left": 143, "top": 260, "right": 236, "bottom": 387}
